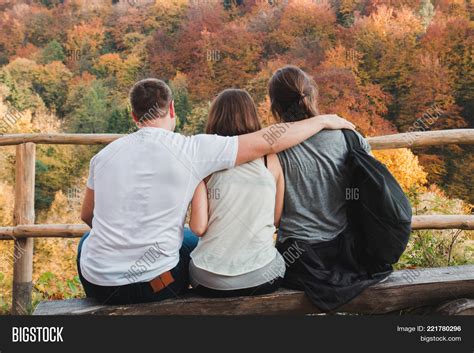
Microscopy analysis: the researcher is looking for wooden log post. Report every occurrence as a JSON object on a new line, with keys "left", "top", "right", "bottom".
{"left": 12, "top": 143, "right": 35, "bottom": 315}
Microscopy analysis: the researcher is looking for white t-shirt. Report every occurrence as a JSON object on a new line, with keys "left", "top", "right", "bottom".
{"left": 80, "top": 127, "right": 238, "bottom": 286}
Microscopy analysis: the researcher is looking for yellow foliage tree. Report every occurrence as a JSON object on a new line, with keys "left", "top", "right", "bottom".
{"left": 93, "top": 53, "right": 124, "bottom": 77}
{"left": 373, "top": 148, "right": 427, "bottom": 192}
{"left": 0, "top": 181, "right": 14, "bottom": 227}
{"left": 33, "top": 189, "right": 84, "bottom": 302}
{"left": 66, "top": 19, "right": 105, "bottom": 56}
{"left": 151, "top": 0, "right": 189, "bottom": 34}
{"left": 0, "top": 182, "right": 15, "bottom": 312}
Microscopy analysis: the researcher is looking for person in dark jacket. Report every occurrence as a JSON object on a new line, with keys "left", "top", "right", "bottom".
{"left": 268, "top": 66, "right": 392, "bottom": 311}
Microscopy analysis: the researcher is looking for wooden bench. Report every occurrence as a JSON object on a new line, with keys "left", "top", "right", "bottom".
{"left": 33, "top": 265, "right": 474, "bottom": 315}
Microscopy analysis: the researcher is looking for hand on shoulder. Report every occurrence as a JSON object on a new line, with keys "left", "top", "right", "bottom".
{"left": 313, "top": 114, "right": 355, "bottom": 131}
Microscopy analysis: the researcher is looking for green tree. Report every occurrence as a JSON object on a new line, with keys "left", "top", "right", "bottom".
{"left": 33, "top": 61, "right": 72, "bottom": 116}
{"left": 106, "top": 106, "right": 135, "bottom": 133}
{"left": 0, "top": 59, "right": 44, "bottom": 111}
{"left": 39, "top": 0, "right": 65, "bottom": 9}
{"left": 151, "top": 0, "right": 189, "bottom": 35}
{"left": 334, "top": 0, "right": 358, "bottom": 27}
{"left": 39, "top": 40, "right": 66, "bottom": 64}
{"left": 181, "top": 103, "right": 209, "bottom": 135}
{"left": 66, "top": 80, "right": 109, "bottom": 133}
{"left": 35, "top": 145, "right": 91, "bottom": 211}
{"left": 169, "top": 72, "right": 192, "bottom": 131}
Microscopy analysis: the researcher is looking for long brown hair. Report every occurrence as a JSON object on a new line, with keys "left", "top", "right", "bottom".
{"left": 206, "top": 89, "right": 261, "bottom": 136}
{"left": 268, "top": 65, "right": 319, "bottom": 122}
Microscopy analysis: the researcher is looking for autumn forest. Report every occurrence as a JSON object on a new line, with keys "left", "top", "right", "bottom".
{"left": 0, "top": 0, "right": 472, "bottom": 312}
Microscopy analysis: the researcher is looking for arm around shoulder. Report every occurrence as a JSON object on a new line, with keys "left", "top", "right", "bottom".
{"left": 236, "top": 115, "right": 355, "bottom": 166}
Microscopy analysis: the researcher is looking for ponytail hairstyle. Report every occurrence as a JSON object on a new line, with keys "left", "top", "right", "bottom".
{"left": 268, "top": 65, "right": 319, "bottom": 122}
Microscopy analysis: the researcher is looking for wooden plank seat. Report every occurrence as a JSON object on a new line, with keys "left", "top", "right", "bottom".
{"left": 32, "top": 265, "right": 474, "bottom": 315}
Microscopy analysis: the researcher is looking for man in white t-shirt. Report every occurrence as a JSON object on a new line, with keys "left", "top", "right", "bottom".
{"left": 77, "top": 78, "right": 355, "bottom": 305}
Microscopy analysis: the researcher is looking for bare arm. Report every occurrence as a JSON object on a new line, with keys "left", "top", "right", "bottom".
{"left": 189, "top": 181, "right": 209, "bottom": 237}
{"left": 236, "top": 115, "right": 355, "bottom": 166}
{"left": 81, "top": 187, "right": 94, "bottom": 228}
{"left": 274, "top": 161, "right": 284, "bottom": 228}
{"left": 266, "top": 154, "right": 285, "bottom": 227}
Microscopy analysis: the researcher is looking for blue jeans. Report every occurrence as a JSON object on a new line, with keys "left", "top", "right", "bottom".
{"left": 77, "top": 227, "right": 199, "bottom": 305}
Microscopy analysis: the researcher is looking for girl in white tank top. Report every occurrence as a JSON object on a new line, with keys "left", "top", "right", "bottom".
{"left": 188, "top": 89, "right": 286, "bottom": 297}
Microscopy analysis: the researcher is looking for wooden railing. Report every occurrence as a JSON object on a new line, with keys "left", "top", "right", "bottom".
{"left": 0, "top": 128, "right": 473, "bottom": 314}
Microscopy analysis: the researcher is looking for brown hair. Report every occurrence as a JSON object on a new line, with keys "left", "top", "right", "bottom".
{"left": 268, "top": 65, "right": 319, "bottom": 122}
{"left": 206, "top": 89, "right": 261, "bottom": 136}
{"left": 129, "top": 78, "right": 172, "bottom": 122}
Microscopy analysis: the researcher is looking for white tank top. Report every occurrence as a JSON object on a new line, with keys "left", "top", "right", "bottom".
{"left": 190, "top": 158, "right": 277, "bottom": 276}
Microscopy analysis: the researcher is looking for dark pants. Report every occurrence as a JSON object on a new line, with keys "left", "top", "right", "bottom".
{"left": 194, "top": 277, "right": 283, "bottom": 298}
{"left": 77, "top": 228, "right": 199, "bottom": 305}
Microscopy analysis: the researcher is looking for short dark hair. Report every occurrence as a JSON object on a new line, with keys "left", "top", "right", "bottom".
{"left": 129, "top": 78, "right": 172, "bottom": 122}
{"left": 206, "top": 89, "right": 261, "bottom": 136}
{"left": 268, "top": 65, "right": 319, "bottom": 122}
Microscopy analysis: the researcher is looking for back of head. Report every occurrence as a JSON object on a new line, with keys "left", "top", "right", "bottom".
{"left": 129, "top": 78, "right": 172, "bottom": 123}
{"left": 206, "top": 89, "right": 261, "bottom": 136}
{"left": 268, "top": 65, "right": 319, "bottom": 122}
